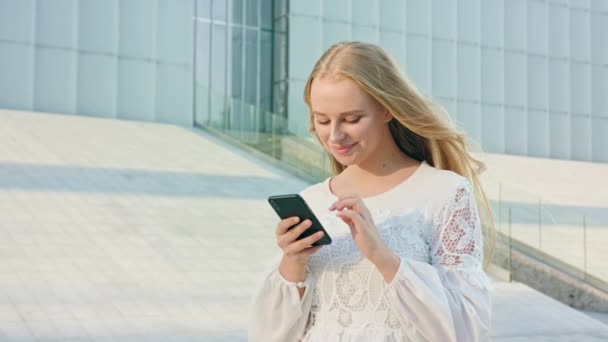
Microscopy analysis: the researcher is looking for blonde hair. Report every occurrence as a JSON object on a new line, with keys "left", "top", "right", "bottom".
{"left": 303, "top": 41, "right": 495, "bottom": 269}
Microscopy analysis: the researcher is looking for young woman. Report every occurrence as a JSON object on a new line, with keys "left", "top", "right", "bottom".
{"left": 249, "top": 41, "right": 495, "bottom": 342}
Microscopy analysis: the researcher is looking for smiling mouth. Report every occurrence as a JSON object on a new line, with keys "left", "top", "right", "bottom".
{"left": 333, "top": 142, "right": 358, "bottom": 155}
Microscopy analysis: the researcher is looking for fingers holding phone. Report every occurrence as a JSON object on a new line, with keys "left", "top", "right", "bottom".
{"left": 276, "top": 217, "right": 324, "bottom": 261}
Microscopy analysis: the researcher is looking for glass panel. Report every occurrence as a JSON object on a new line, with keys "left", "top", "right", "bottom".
{"left": 228, "top": 25, "right": 243, "bottom": 99}
{"left": 261, "top": 0, "right": 273, "bottom": 30}
{"left": 229, "top": 0, "right": 244, "bottom": 25}
{"left": 260, "top": 30, "right": 272, "bottom": 113}
{"left": 245, "top": 28, "right": 258, "bottom": 106}
{"left": 197, "top": 0, "right": 211, "bottom": 19}
{"left": 246, "top": 0, "right": 258, "bottom": 26}
{"left": 211, "top": 24, "right": 227, "bottom": 124}
{"left": 212, "top": 0, "right": 227, "bottom": 21}
{"left": 195, "top": 21, "right": 211, "bottom": 125}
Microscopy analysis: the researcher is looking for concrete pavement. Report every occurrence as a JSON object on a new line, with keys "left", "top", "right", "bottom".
{"left": 0, "top": 109, "right": 607, "bottom": 341}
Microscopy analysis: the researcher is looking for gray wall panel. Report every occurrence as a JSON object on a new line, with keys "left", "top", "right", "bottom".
{"left": 0, "top": 43, "right": 34, "bottom": 110}
{"left": 117, "top": 59, "right": 156, "bottom": 121}
{"left": 36, "top": 0, "right": 78, "bottom": 48}
{"left": 34, "top": 48, "right": 77, "bottom": 114}
{"left": 77, "top": 54, "right": 117, "bottom": 117}
{"left": 78, "top": 0, "right": 118, "bottom": 54}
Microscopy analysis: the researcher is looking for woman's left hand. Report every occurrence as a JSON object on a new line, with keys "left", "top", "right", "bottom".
{"left": 330, "top": 195, "right": 390, "bottom": 263}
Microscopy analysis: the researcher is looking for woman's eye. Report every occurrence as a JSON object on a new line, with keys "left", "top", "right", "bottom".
{"left": 345, "top": 117, "right": 361, "bottom": 123}
{"left": 317, "top": 120, "right": 330, "bottom": 125}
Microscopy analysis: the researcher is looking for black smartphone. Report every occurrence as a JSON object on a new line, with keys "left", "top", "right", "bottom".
{"left": 268, "top": 194, "right": 332, "bottom": 246}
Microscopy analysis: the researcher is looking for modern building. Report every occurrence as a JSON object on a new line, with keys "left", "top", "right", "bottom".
{"left": 1, "top": 0, "right": 607, "bottom": 163}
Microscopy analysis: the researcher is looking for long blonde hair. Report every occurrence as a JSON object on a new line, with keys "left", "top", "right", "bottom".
{"left": 303, "top": 41, "right": 495, "bottom": 268}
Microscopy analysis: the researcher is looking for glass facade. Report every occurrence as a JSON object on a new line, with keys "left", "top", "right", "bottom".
{"left": 195, "top": 0, "right": 284, "bottom": 129}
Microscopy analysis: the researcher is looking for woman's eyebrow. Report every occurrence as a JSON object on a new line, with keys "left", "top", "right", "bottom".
{"left": 312, "top": 110, "right": 365, "bottom": 116}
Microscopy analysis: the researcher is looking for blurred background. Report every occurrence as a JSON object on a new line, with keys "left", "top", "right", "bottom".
{"left": 1, "top": 0, "right": 608, "bottom": 340}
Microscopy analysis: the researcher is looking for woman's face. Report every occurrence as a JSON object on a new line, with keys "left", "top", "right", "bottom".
{"left": 310, "top": 77, "right": 391, "bottom": 167}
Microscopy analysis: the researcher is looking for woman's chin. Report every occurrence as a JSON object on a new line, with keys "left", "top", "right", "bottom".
{"left": 332, "top": 153, "right": 359, "bottom": 166}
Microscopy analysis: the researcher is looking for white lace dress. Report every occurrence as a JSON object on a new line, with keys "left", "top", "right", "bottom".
{"left": 249, "top": 161, "right": 493, "bottom": 341}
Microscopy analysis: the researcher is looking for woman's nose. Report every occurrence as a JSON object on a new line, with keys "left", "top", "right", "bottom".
{"left": 329, "top": 123, "right": 345, "bottom": 142}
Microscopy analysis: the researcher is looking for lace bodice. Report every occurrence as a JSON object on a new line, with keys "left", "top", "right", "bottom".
{"left": 249, "top": 161, "right": 493, "bottom": 342}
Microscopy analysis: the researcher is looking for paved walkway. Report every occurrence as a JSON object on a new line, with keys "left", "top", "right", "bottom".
{"left": 0, "top": 109, "right": 607, "bottom": 341}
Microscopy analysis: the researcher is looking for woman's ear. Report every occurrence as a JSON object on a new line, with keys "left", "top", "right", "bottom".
{"left": 383, "top": 110, "right": 393, "bottom": 123}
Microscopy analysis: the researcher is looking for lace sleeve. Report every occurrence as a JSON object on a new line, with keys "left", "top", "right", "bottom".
{"left": 383, "top": 178, "right": 492, "bottom": 341}
{"left": 430, "top": 178, "right": 490, "bottom": 289}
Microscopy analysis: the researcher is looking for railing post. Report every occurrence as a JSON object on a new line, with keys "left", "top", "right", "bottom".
{"left": 583, "top": 216, "right": 587, "bottom": 279}
{"left": 538, "top": 199, "right": 542, "bottom": 250}
{"left": 509, "top": 207, "right": 513, "bottom": 282}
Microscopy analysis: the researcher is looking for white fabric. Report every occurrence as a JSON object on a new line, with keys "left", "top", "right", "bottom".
{"left": 249, "top": 161, "right": 493, "bottom": 341}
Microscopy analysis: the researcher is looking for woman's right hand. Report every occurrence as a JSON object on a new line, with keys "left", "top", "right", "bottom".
{"left": 276, "top": 216, "right": 325, "bottom": 282}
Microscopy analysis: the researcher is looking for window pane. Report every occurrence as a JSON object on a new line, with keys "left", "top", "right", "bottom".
{"left": 261, "top": 0, "right": 272, "bottom": 30}
{"left": 246, "top": 0, "right": 258, "bottom": 26}
{"left": 229, "top": 0, "right": 243, "bottom": 25}
{"left": 260, "top": 31, "right": 272, "bottom": 112}
{"left": 228, "top": 26, "right": 243, "bottom": 98}
{"left": 197, "top": 0, "right": 211, "bottom": 18}
{"left": 245, "top": 28, "right": 258, "bottom": 106}
{"left": 212, "top": 0, "right": 227, "bottom": 21}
